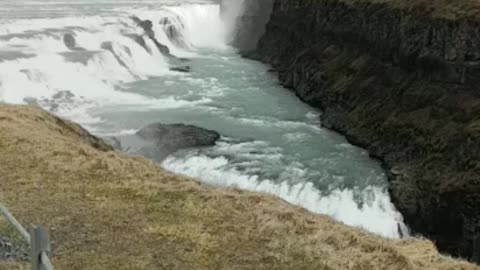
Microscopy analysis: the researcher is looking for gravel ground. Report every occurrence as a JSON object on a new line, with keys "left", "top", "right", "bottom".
{"left": 0, "top": 236, "right": 28, "bottom": 261}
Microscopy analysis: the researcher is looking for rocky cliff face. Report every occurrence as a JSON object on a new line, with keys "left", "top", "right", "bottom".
{"left": 241, "top": 0, "right": 480, "bottom": 262}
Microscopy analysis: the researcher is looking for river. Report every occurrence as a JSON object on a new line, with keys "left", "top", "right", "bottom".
{"left": 0, "top": 0, "right": 406, "bottom": 238}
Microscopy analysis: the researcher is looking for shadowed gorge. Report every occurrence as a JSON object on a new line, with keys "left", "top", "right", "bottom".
{"left": 236, "top": 0, "right": 480, "bottom": 262}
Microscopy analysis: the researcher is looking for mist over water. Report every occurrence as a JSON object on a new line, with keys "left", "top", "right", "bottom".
{"left": 0, "top": 0, "right": 407, "bottom": 238}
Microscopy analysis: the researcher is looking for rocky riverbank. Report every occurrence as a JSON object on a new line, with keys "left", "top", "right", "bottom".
{"left": 235, "top": 0, "right": 480, "bottom": 262}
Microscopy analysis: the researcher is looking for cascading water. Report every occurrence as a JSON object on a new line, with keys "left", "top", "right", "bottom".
{"left": 0, "top": 0, "right": 408, "bottom": 238}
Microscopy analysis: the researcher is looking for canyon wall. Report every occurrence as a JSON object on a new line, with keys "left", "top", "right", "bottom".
{"left": 238, "top": 0, "right": 480, "bottom": 262}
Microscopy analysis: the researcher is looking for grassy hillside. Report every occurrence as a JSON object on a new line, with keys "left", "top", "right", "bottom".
{"left": 0, "top": 105, "right": 477, "bottom": 270}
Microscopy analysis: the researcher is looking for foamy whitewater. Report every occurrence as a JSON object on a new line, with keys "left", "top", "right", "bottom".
{"left": 0, "top": 0, "right": 408, "bottom": 238}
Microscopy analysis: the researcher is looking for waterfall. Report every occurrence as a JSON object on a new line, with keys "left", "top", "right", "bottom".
{"left": 0, "top": 4, "right": 227, "bottom": 124}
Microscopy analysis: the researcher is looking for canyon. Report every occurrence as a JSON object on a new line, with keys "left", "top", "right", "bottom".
{"left": 231, "top": 0, "right": 480, "bottom": 262}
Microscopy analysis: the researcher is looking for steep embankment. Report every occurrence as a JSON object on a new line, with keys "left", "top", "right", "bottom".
{"left": 243, "top": 0, "right": 480, "bottom": 262}
{"left": 0, "top": 105, "right": 478, "bottom": 269}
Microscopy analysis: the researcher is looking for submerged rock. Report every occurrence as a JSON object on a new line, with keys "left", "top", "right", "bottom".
{"left": 23, "top": 90, "right": 76, "bottom": 112}
{"left": 137, "top": 123, "right": 220, "bottom": 157}
{"left": 131, "top": 17, "right": 155, "bottom": 38}
{"left": 169, "top": 66, "right": 191, "bottom": 73}
{"left": 124, "top": 33, "right": 151, "bottom": 54}
{"left": 63, "top": 33, "right": 76, "bottom": 49}
{"left": 131, "top": 16, "right": 170, "bottom": 55}
{"left": 151, "top": 38, "right": 171, "bottom": 56}
{"left": 100, "top": 41, "right": 132, "bottom": 71}
{"left": 63, "top": 33, "right": 84, "bottom": 51}
{"left": 116, "top": 123, "right": 220, "bottom": 162}
{"left": 129, "top": 15, "right": 191, "bottom": 72}
{"left": 159, "top": 16, "right": 189, "bottom": 49}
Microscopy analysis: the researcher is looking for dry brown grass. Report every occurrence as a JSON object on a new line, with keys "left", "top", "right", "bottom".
{"left": 0, "top": 104, "right": 478, "bottom": 269}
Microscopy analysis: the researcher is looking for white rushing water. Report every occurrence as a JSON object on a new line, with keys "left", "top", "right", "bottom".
{"left": 0, "top": 0, "right": 407, "bottom": 238}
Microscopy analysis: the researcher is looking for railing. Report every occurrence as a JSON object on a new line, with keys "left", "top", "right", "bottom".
{"left": 0, "top": 202, "right": 54, "bottom": 270}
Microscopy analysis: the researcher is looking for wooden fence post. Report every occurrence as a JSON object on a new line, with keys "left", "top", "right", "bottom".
{"left": 30, "top": 226, "right": 51, "bottom": 270}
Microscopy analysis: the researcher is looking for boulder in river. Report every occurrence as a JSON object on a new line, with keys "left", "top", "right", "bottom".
{"left": 111, "top": 123, "right": 220, "bottom": 162}
{"left": 137, "top": 123, "right": 220, "bottom": 150}
{"left": 63, "top": 33, "right": 85, "bottom": 51}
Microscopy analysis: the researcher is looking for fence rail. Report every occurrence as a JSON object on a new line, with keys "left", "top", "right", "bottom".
{"left": 0, "top": 202, "right": 54, "bottom": 270}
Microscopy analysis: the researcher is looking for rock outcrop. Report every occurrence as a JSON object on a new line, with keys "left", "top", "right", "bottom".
{"left": 159, "top": 16, "right": 189, "bottom": 49}
{"left": 130, "top": 16, "right": 190, "bottom": 72}
{"left": 100, "top": 41, "right": 132, "bottom": 71}
{"left": 136, "top": 123, "right": 220, "bottom": 150}
{"left": 131, "top": 16, "right": 172, "bottom": 57}
{"left": 241, "top": 0, "right": 480, "bottom": 262}
{"left": 112, "top": 123, "right": 220, "bottom": 162}
{"left": 63, "top": 33, "right": 84, "bottom": 51}
{"left": 126, "top": 33, "right": 151, "bottom": 54}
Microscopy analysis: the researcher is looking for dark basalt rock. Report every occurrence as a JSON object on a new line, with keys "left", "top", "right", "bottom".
{"left": 137, "top": 123, "right": 220, "bottom": 146}
{"left": 131, "top": 16, "right": 171, "bottom": 56}
{"left": 170, "top": 66, "right": 191, "bottom": 73}
{"left": 131, "top": 16, "right": 154, "bottom": 37}
{"left": 125, "top": 34, "right": 151, "bottom": 54}
{"left": 63, "top": 33, "right": 76, "bottom": 49}
{"left": 130, "top": 16, "right": 190, "bottom": 70}
{"left": 139, "top": 20, "right": 154, "bottom": 38}
{"left": 151, "top": 38, "right": 171, "bottom": 56}
{"left": 115, "top": 123, "right": 220, "bottom": 162}
{"left": 100, "top": 41, "right": 131, "bottom": 71}
{"left": 63, "top": 33, "right": 84, "bottom": 51}
{"left": 239, "top": 0, "right": 480, "bottom": 263}
{"left": 159, "top": 16, "right": 189, "bottom": 49}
